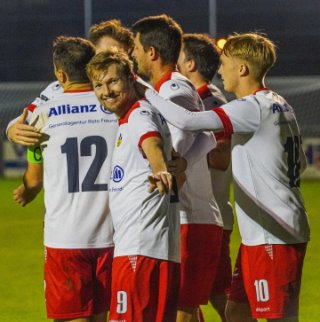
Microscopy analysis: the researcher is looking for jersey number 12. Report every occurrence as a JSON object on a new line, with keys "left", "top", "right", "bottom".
{"left": 61, "top": 136, "right": 108, "bottom": 193}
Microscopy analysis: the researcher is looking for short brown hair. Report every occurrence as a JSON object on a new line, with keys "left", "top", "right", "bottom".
{"left": 132, "top": 14, "right": 183, "bottom": 65}
{"left": 53, "top": 36, "right": 95, "bottom": 83}
{"left": 222, "top": 32, "right": 277, "bottom": 79}
{"left": 89, "top": 19, "right": 133, "bottom": 53}
{"left": 183, "top": 33, "right": 220, "bottom": 82}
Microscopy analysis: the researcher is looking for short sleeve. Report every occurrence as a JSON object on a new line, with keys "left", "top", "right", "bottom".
{"left": 221, "top": 97, "right": 261, "bottom": 133}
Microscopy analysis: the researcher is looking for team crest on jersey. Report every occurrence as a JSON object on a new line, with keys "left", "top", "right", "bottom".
{"left": 140, "top": 110, "right": 150, "bottom": 116}
{"left": 100, "top": 104, "right": 113, "bottom": 114}
{"left": 112, "top": 165, "right": 124, "bottom": 182}
{"left": 170, "top": 82, "right": 179, "bottom": 91}
{"left": 117, "top": 134, "right": 123, "bottom": 147}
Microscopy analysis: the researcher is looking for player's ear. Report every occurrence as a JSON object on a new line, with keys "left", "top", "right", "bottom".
{"left": 149, "top": 46, "right": 159, "bottom": 61}
{"left": 60, "top": 70, "right": 68, "bottom": 84}
{"left": 187, "top": 58, "right": 196, "bottom": 72}
{"left": 239, "top": 63, "right": 249, "bottom": 77}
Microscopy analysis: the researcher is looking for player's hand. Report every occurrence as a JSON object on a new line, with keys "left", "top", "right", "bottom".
{"left": 148, "top": 171, "right": 173, "bottom": 195}
{"left": 13, "top": 184, "right": 28, "bottom": 207}
{"left": 7, "top": 108, "right": 42, "bottom": 146}
{"left": 168, "top": 150, "right": 187, "bottom": 175}
{"left": 13, "top": 184, "right": 38, "bottom": 207}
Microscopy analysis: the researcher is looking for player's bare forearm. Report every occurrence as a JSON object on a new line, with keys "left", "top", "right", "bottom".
{"left": 16, "top": 162, "right": 44, "bottom": 206}
{"left": 141, "top": 136, "right": 172, "bottom": 195}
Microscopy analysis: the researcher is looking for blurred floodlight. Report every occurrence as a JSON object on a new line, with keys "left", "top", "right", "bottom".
{"left": 216, "top": 38, "right": 227, "bottom": 50}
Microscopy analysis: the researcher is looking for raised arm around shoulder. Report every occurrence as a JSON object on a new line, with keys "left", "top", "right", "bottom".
{"left": 6, "top": 108, "right": 42, "bottom": 145}
{"left": 145, "top": 88, "right": 224, "bottom": 132}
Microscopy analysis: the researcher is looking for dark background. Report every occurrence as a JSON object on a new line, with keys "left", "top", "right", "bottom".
{"left": 1, "top": 0, "right": 319, "bottom": 81}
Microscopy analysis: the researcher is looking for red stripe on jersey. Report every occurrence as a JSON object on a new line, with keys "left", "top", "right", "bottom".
{"left": 253, "top": 87, "right": 269, "bottom": 95}
{"left": 138, "top": 131, "right": 161, "bottom": 148}
{"left": 63, "top": 89, "right": 93, "bottom": 93}
{"left": 212, "top": 108, "right": 233, "bottom": 137}
{"left": 118, "top": 100, "right": 141, "bottom": 125}
{"left": 138, "top": 131, "right": 162, "bottom": 159}
{"left": 27, "top": 103, "right": 37, "bottom": 112}
{"left": 197, "top": 84, "right": 213, "bottom": 101}
{"left": 154, "top": 70, "right": 174, "bottom": 92}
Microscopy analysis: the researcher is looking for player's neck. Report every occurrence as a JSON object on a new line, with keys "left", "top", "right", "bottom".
{"left": 62, "top": 82, "right": 92, "bottom": 92}
{"left": 190, "top": 74, "right": 207, "bottom": 89}
{"left": 150, "top": 64, "right": 175, "bottom": 87}
{"left": 235, "top": 79, "right": 265, "bottom": 98}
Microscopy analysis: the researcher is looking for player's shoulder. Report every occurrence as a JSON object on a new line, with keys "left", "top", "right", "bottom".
{"left": 207, "top": 83, "right": 227, "bottom": 104}
{"left": 160, "top": 71, "right": 195, "bottom": 94}
{"left": 128, "top": 99, "right": 154, "bottom": 120}
{"left": 229, "top": 95, "right": 258, "bottom": 107}
{"left": 39, "top": 81, "right": 63, "bottom": 102}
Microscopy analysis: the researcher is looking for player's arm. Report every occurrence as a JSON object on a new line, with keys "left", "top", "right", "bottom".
{"left": 145, "top": 88, "right": 224, "bottom": 131}
{"left": 207, "top": 138, "right": 231, "bottom": 171}
{"left": 7, "top": 108, "right": 42, "bottom": 146}
{"left": 184, "top": 131, "right": 217, "bottom": 167}
{"left": 141, "top": 136, "right": 172, "bottom": 195}
{"left": 13, "top": 146, "right": 43, "bottom": 207}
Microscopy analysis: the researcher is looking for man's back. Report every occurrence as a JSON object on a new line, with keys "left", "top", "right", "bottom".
{"left": 32, "top": 90, "right": 118, "bottom": 248}
{"left": 223, "top": 89, "right": 310, "bottom": 245}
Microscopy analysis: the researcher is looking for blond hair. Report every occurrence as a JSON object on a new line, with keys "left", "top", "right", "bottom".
{"left": 86, "top": 49, "right": 134, "bottom": 82}
{"left": 223, "top": 32, "right": 276, "bottom": 80}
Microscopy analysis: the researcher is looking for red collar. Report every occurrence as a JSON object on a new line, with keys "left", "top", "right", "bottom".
{"left": 253, "top": 88, "right": 269, "bottom": 95}
{"left": 197, "top": 83, "right": 213, "bottom": 100}
{"left": 118, "top": 100, "right": 141, "bottom": 125}
{"left": 154, "top": 70, "right": 174, "bottom": 92}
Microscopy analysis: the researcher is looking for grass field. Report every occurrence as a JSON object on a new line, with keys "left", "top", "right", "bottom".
{"left": 0, "top": 178, "right": 319, "bottom": 322}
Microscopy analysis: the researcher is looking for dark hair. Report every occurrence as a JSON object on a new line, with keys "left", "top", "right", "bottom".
{"left": 53, "top": 36, "right": 95, "bottom": 83}
{"left": 132, "top": 14, "right": 182, "bottom": 65}
{"left": 86, "top": 49, "right": 134, "bottom": 82}
{"left": 183, "top": 33, "right": 220, "bottom": 81}
{"left": 89, "top": 19, "right": 133, "bottom": 53}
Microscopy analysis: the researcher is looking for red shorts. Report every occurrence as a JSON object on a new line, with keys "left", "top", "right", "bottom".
{"left": 44, "top": 246, "right": 114, "bottom": 319}
{"left": 211, "top": 229, "right": 232, "bottom": 296}
{"left": 229, "top": 243, "right": 307, "bottom": 319}
{"left": 179, "top": 224, "right": 223, "bottom": 307}
{"left": 109, "top": 255, "right": 180, "bottom": 322}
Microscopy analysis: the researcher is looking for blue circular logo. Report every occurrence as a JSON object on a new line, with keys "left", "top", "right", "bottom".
{"left": 112, "top": 165, "right": 124, "bottom": 182}
{"left": 100, "top": 104, "right": 113, "bottom": 114}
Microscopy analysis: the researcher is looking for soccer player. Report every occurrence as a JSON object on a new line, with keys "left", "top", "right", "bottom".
{"left": 177, "top": 33, "right": 234, "bottom": 321}
{"left": 132, "top": 14, "right": 223, "bottom": 322}
{"left": 14, "top": 36, "right": 118, "bottom": 322}
{"left": 144, "top": 32, "right": 310, "bottom": 322}
{"left": 6, "top": 19, "right": 133, "bottom": 146}
{"left": 86, "top": 50, "right": 180, "bottom": 322}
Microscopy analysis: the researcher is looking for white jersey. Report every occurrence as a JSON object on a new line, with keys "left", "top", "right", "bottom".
{"left": 218, "top": 89, "right": 310, "bottom": 245}
{"left": 31, "top": 90, "right": 118, "bottom": 249}
{"left": 6, "top": 81, "right": 63, "bottom": 138}
{"left": 155, "top": 71, "right": 222, "bottom": 226}
{"left": 199, "top": 83, "right": 234, "bottom": 230}
{"left": 145, "top": 88, "right": 310, "bottom": 245}
{"left": 109, "top": 100, "right": 180, "bottom": 263}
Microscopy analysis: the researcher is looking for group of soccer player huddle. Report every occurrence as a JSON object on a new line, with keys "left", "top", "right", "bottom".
{"left": 8, "top": 13, "right": 310, "bottom": 322}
